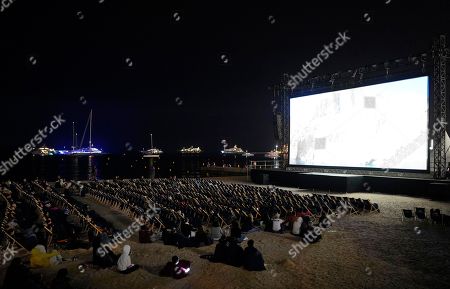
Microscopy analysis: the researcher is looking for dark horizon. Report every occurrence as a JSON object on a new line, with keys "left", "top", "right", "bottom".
{"left": 0, "top": 0, "right": 449, "bottom": 156}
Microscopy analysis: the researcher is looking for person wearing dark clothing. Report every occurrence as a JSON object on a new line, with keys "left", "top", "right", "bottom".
{"left": 194, "top": 226, "right": 212, "bottom": 247}
{"left": 212, "top": 236, "right": 227, "bottom": 263}
{"left": 2, "top": 258, "right": 44, "bottom": 289}
{"left": 139, "top": 225, "right": 152, "bottom": 243}
{"left": 226, "top": 238, "right": 244, "bottom": 267}
{"left": 180, "top": 220, "right": 192, "bottom": 238}
{"left": 92, "top": 233, "right": 117, "bottom": 268}
{"left": 51, "top": 268, "right": 74, "bottom": 289}
{"left": 243, "top": 240, "right": 266, "bottom": 271}
{"left": 230, "top": 221, "right": 245, "bottom": 242}
{"left": 159, "top": 256, "right": 191, "bottom": 279}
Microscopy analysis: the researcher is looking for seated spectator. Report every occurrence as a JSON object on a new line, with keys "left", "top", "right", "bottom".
{"left": 3, "top": 258, "right": 45, "bottom": 289}
{"left": 117, "top": 245, "right": 140, "bottom": 274}
{"left": 317, "top": 212, "right": 331, "bottom": 228}
{"left": 139, "top": 224, "right": 153, "bottom": 243}
{"left": 211, "top": 236, "right": 228, "bottom": 263}
{"left": 160, "top": 256, "right": 191, "bottom": 279}
{"left": 226, "top": 238, "right": 244, "bottom": 267}
{"left": 243, "top": 240, "right": 266, "bottom": 271}
{"left": 209, "top": 219, "right": 223, "bottom": 241}
{"left": 194, "top": 226, "right": 212, "bottom": 246}
{"left": 271, "top": 213, "right": 285, "bottom": 233}
{"left": 93, "top": 233, "right": 117, "bottom": 268}
{"left": 291, "top": 216, "right": 303, "bottom": 236}
{"left": 51, "top": 268, "right": 74, "bottom": 289}
{"left": 301, "top": 221, "right": 322, "bottom": 244}
{"left": 241, "top": 214, "right": 254, "bottom": 232}
{"left": 181, "top": 219, "right": 193, "bottom": 238}
{"left": 230, "top": 221, "right": 246, "bottom": 242}
{"left": 30, "top": 245, "right": 63, "bottom": 268}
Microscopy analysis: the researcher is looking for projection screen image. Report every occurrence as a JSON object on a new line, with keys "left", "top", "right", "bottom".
{"left": 289, "top": 76, "right": 429, "bottom": 170}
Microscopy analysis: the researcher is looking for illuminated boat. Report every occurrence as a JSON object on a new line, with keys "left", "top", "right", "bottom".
{"left": 142, "top": 133, "right": 163, "bottom": 157}
{"left": 71, "top": 109, "right": 103, "bottom": 155}
{"left": 264, "top": 150, "right": 280, "bottom": 159}
{"left": 221, "top": 145, "right": 244, "bottom": 155}
{"left": 180, "top": 146, "right": 202, "bottom": 154}
{"left": 33, "top": 146, "right": 57, "bottom": 156}
{"left": 242, "top": 151, "right": 254, "bottom": 157}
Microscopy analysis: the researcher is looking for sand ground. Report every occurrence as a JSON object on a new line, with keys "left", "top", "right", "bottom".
{"left": 2, "top": 178, "right": 450, "bottom": 289}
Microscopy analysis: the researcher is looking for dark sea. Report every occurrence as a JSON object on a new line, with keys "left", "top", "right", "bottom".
{"left": 0, "top": 153, "right": 265, "bottom": 181}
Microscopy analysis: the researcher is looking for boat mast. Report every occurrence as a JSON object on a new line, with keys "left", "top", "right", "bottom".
{"left": 89, "top": 110, "right": 93, "bottom": 149}
{"left": 150, "top": 133, "right": 153, "bottom": 149}
{"left": 72, "top": 122, "right": 75, "bottom": 151}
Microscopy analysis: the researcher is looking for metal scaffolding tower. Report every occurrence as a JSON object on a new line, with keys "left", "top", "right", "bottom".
{"left": 432, "top": 35, "right": 448, "bottom": 179}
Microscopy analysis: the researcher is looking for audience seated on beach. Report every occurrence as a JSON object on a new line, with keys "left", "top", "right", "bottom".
{"left": 30, "top": 244, "right": 63, "bottom": 268}
{"left": 117, "top": 245, "right": 140, "bottom": 274}
{"left": 51, "top": 268, "right": 75, "bottom": 289}
{"left": 160, "top": 255, "right": 191, "bottom": 279}
{"left": 2, "top": 258, "right": 46, "bottom": 289}
{"left": 243, "top": 239, "right": 266, "bottom": 271}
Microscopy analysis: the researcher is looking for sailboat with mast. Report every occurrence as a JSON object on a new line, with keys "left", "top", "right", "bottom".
{"left": 142, "top": 133, "right": 163, "bottom": 157}
{"left": 71, "top": 109, "right": 103, "bottom": 155}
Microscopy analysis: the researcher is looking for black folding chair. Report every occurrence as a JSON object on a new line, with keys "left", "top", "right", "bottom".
{"left": 442, "top": 214, "right": 450, "bottom": 227}
{"left": 430, "top": 209, "right": 442, "bottom": 224}
{"left": 414, "top": 207, "right": 426, "bottom": 221}
{"left": 402, "top": 209, "right": 414, "bottom": 221}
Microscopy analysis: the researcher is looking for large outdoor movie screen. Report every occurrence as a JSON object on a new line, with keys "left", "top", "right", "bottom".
{"left": 289, "top": 76, "right": 429, "bottom": 170}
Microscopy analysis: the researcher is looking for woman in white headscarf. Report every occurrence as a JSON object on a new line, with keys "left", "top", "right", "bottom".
{"left": 117, "top": 245, "right": 139, "bottom": 274}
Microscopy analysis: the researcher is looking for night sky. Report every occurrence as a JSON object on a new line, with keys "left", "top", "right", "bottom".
{"left": 0, "top": 0, "right": 449, "bottom": 156}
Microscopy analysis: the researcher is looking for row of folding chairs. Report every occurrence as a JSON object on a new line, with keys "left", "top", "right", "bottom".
{"left": 402, "top": 208, "right": 450, "bottom": 226}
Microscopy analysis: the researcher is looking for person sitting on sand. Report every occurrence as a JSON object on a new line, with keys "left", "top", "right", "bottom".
{"left": 160, "top": 256, "right": 191, "bottom": 279}
{"left": 291, "top": 216, "right": 303, "bottom": 236}
{"left": 243, "top": 240, "right": 266, "bottom": 271}
{"left": 209, "top": 235, "right": 227, "bottom": 263}
{"left": 51, "top": 268, "right": 74, "bottom": 289}
{"left": 226, "top": 238, "right": 244, "bottom": 267}
{"left": 209, "top": 219, "right": 223, "bottom": 241}
{"left": 30, "top": 245, "right": 63, "bottom": 268}
{"left": 93, "top": 233, "right": 117, "bottom": 268}
{"left": 3, "top": 258, "right": 45, "bottom": 289}
{"left": 194, "top": 225, "right": 212, "bottom": 246}
{"left": 117, "top": 245, "right": 140, "bottom": 274}
{"left": 230, "top": 221, "right": 247, "bottom": 242}
{"left": 271, "top": 213, "right": 285, "bottom": 233}
{"left": 180, "top": 219, "right": 193, "bottom": 238}
{"left": 139, "top": 224, "right": 153, "bottom": 243}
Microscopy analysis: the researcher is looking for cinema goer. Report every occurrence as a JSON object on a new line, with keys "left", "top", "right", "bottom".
{"left": 243, "top": 240, "right": 266, "bottom": 271}
{"left": 160, "top": 256, "right": 191, "bottom": 279}
{"left": 117, "top": 245, "right": 140, "bottom": 274}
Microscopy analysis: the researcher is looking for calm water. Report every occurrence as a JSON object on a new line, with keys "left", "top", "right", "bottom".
{"left": 1, "top": 153, "right": 264, "bottom": 181}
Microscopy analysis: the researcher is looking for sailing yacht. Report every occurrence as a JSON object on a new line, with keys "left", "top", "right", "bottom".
{"left": 142, "top": 133, "right": 163, "bottom": 157}
{"left": 71, "top": 110, "right": 103, "bottom": 155}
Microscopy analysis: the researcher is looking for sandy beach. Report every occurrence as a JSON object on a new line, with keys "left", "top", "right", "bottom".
{"left": 2, "top": 180, "right": 450, "bottom": 289}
